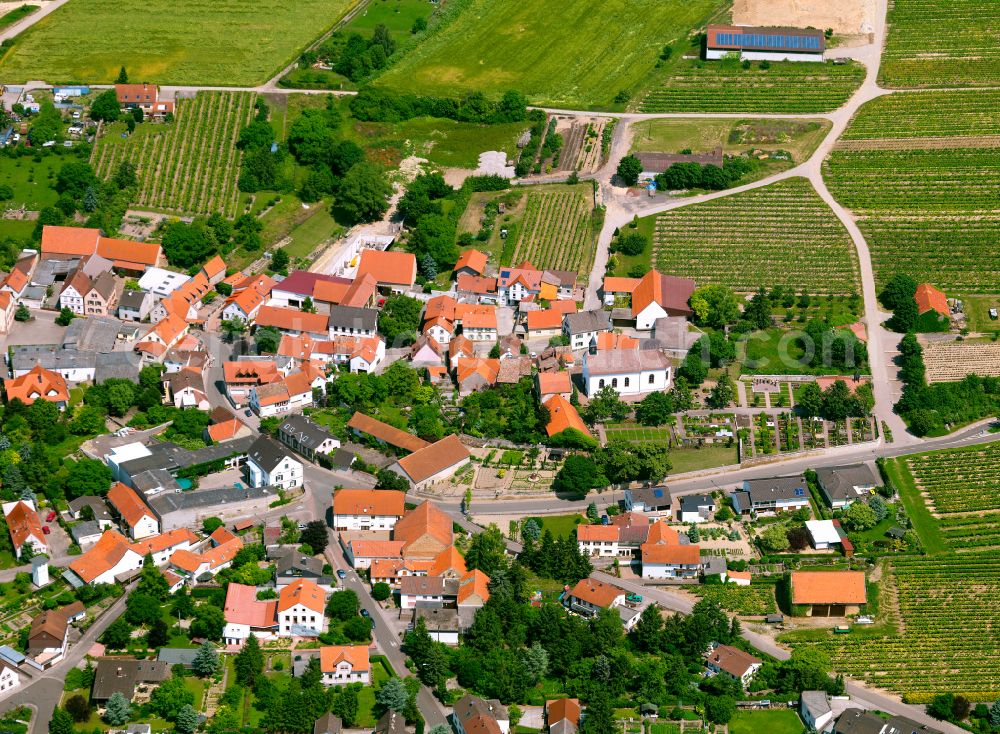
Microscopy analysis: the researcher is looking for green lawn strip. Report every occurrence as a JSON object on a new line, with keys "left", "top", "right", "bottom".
{"left": 0, "top": 153, "right": 71, "bottom": 209}
{"left": 0, "top": 5, "right": 39, "bottom": 30}
{"left": 668, "top": 444, "right": 738, "bottom": 474}
{"left": 0, "top": 0, "right": 361, "bottom": 85}
{"left": 883, "top": 457, "right": 946, "bottom": 555}
{"left": 528, "top": 514, "right": 585, "bottom": 539}
{"left": 728, "top": 710, "right": 804, "bottom": 734}
{"left": 342, "top": 0, "right": 434, "bottom": 42}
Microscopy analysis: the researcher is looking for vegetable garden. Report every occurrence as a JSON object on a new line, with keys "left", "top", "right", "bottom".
{"left": 92, "top": 91, "right": 254, "bottom": 219}
{"left": 880, "top": 0, "right": 1000, "bottom": 88}
{"left": 640, "top": 61, "right": 864, "bottom": 113}
{"left": 648, "top": 178, "right": 860, "bottom": 293}
{"left": 692, "top": 582, "right": 777, "bottom": 616}
{"left": 507, "top": 186, "right": 598, "bottom": 275}
{"left": 826, "top": 92, "right": 1000, "bottom": 292}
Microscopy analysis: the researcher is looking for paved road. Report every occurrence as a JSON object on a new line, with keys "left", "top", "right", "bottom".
{"left": 0, "top": 588, "right": 131, "bottom": 732}
{"left": 0, "top": 0, "right": 72, "bottom": 44}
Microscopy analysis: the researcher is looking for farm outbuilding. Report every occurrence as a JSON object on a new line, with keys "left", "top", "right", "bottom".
{"left": 705, "top": 25, "right": 825, "bottom": 62}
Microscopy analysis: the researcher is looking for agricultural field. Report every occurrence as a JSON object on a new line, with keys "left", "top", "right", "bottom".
{"left": 375, "top": 0, "right": 723, "bottom": 109}
{"left": 880, "top": 0, "right": 1000, "bottom": 88}
{"left": 795, "top": 554, "right": 1000, "bottom": 700}
{"left": 354, "top": 117, "right": 527, "bottom": 170}
{"left": 631, "top": 118, "right": 830, "bottom": 162}
{"left": 907, "top": 442, "right": 1000, "bottom": 515}
{"left": 692, "top": 582, "right": 777, "bottom": 615}
{"left": 92, "top": 91, "right": 255, "bottom": 219}
{"left": 922, "top": 341, "right": 1000, "bottom": 382}
{"left": 639, "top": 60, "right": 865, "bottom": 113}
{"left": 646, "top": 178, "right": 860, "bottom": 294}
{"left": 342, "top": 0, "right": 433, "bottom": 41}
{"left": 0, "top": 0, "right": 359, "bottom": 85}
{"left": 505, "top": 184, "right": 599, "bottom": 275}
{"left": 827, "top": 92, "right": 1000, "bottom": 293}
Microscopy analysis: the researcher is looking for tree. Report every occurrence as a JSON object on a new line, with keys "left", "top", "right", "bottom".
{"left": 161, "top": 220, "right": 217, "bottom": 270}
{"left": 116, "top": 66, "right": 129, "bottom": 83}
{"left": 690, "top": 284, "right": 740, "bottom": 328}
{"left": 553, "top": 455, "right": 607, "bottom": 497}
{"left": 255, "top": 325, "right": 282, "bottom": 354}
{"left": 298, "top": 519, "right": 330, "bottom": 554}
{"left": 842, "top": 501, "right": 878, "bottom": 531}
{"left": 928, "top": 693, "right": 956, "bottom": 722}
{"left": 344, "top": 616, "right": 372, "bottom": 641}
{"left": 379, "top": 294, "right": 423, "bottom": 345}
{"left": 90, "top": 89, "right": 121, "bottom": 122}
{"left": 521, "top": 641, "right": 549, "bottom": 683}
{"left": 585, "top": 385, "right": 629, "bottom": 423}
{"left": 758, "top": 525, "right": 790, "bottom": 553}
{"left": 796, "top": 382, "right": 824, "bottom": 418}
{"left": 193, "top": 640, "right": 220, "bottom": 677}
{"left": 879, "top": 274, "right": 917, "bottom": 311}
{"left": 376, "top": 469, "right": 410, "bottom": 491}
{"left": 372, "top": 582, "right": 391, "bottom": 601}
{"left": 615, "top": 155, "right": 643, "bottom": 186}
{"left": 14, "top": 304, "right": 29, "bottom": 322}
{"left": 55, "top": 306, "right": 75, "bottom": 326}
{"left": 100, "top": 617, "right": 132, "bottom": 649}
{"left": 375, "top": 677, "right": 409, "bottom": 713}
{"left": 270, "top": 248, "right": 290, "bottom": 272}
{"left": 146, "top": 618, "right": 169, "bottom": 648}
{"left": 579, "top": 689, "right": 614, "bottom": 734}
{"left": 50, "top": 707, "right": 76, "bottom": 734}
{"left": 202, "top": 517, "right": 224, "bottom": 535}
{"left": 987, "top": 699, "right": 1000, "bottom": 727}
{"left": 587, "top": 502, "right": 600, "bottom": 523}
{"left": 705, "top": 696, "right": 736, "bottom": 725}
{"left": 175, "top": 704, "right": 199, "bottom": 734}
{"left": 234, "top": 633, "right": 265, "bottom": 689}
{"left": 336, "top": 162, "right": 392, "bottom": 223}
{"left": 465, "top": 525, "right": 508, "bottom": 577}
{"left": 114, "top": 161, "right": 139, "bottom": 190}
{"left": 707, "top": 374, "right": 735, "bottom": 409}
{"left": 612, "top": 231, "right": 648, "bottom": 256}
{"left": 103, "top": 692, "right": 131, "bottom": 725}
{"left": 190, "top": 604, "right": 224, "bottom": 641}
{"left": 327, "top": 588, "right": 360, "bottom": 621}
{"left": 220, "top": 318, "right": 248, "bottom": 342}
{"left": 635, "top": 391, "right": 674, "bottom": 426}
{"left": 137, "top": 553, "right": 170, "bottom": 600}
{"left": 149, "top": 675, "right": 195, "bottom": 720}
{"left": 522, "top": 518, "right": 541, "bottom": 542}
{"left": 333, "top": 685, "right": 360, "bottom": 725}
{"left": 65, "top": 693, "right": 92, "bottom": 723}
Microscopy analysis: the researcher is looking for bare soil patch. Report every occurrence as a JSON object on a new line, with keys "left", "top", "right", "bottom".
{"left": 731, "top": 0, "right": 874, "bottom": 36}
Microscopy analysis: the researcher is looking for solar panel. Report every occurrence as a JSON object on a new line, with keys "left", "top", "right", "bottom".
{"left": 653, "top": 489, "right": 663, "bottom": 497}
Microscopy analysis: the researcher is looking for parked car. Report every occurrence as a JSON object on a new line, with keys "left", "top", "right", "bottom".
{"left": 45, "top": 511, "right": 56, "bottom": 522}
{"left": 42, "top": 526, "right": 50, "bottom": 535}
{"left": 360, "top": 608, "right": 370, "bottom": 618}
{"left": 625, "top": 593, "right": 643, "bottom": 603}
{"left": 244, "top": 409, "right": 253, "bottom": 417}
{"left": 336, "top": 569, "right": 346, "bottom": 579}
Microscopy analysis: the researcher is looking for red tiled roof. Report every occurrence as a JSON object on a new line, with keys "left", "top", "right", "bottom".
{"left": 333, "top": 489, "right": 406, "bottom": 518}
{"left": 5, "top": 364, "right": 69, "bottom": 405}
{"left": 791, "top": 571, "right": 867, "bottom": 605}
{"left": 357, "top": 250, "right": 416, "bottom": 287}
{"left": 632, "top": 270, "right": 695, "bottom": 317}
{"left": 347, "top": 412, "right": 429, "bottom": 453}
{"left": 255, "top": 306, "right": 328, "bottom": 335}
{"left": 4, "top": 501, "right": 43, "bottom": 551}
{"left": 526, "top": 309, "right": 563, "bottom": 331}
{"left": 915, "top": 283, "right": 949, "bottom": 317}
{"left": 396, "top": 435, "right": 470, "bottom": 484}
{"left": 224, "top": 583, "right": 278, "bottom": 628}
{"left": 543, "top": 395, "right": 589, "bottom": 438}
{"left": 69, "top": 530, "right": 133, "bottom": 583}
{"left": 454, "top": 249, "right": 488, "bottom": 275}
{"left": 40, "top": 225, "right": 100, "bottom": 256}
{"left": 569, "top": 578, "right": 623, "bottom": 608}
{"left": 320, "top": 645, "right": 370, "bottom": 673}
{"left": 97, "top": 237, "right": 162, "bottom": 268}
{"left": 107, "top": 482, "right": 155, "bottom": 528}
{"left": 278, "top": 578, "right": 325, "bottom": 614}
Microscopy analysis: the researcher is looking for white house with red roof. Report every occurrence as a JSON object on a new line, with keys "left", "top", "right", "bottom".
{"left": 223, "top": 583, "right": 279, "bottom": 645}
{"left": 320, "top": 645, "right": 370, "bottom": 686}
{"left": 2, "top": 500, "right": 47, "bottom": 559}
{"left": 277, "top": 579, "right": 327, "bottom": 637}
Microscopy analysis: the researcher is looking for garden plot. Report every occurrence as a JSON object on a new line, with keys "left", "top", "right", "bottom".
{"left": 922, "top": 341, "right": 1000, "bottom": 382}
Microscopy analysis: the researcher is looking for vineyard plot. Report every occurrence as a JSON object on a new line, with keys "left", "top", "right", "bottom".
{"left": 640, "top": 61, "right": 864, "bottom": 113}
{"left": 922, "top": 342, "right": 1000, "bottom": 382}
{"left": 92, "top": 91, "right": 255, "bottom": 219}
{"left": 509, "top": 188, "right": 598, "bottom": 276}
{"left": 648, "top": 178, "right": 860, "bottom": 294}
{"left": 880, "top": 0, "right": 1000, "bottom": 88}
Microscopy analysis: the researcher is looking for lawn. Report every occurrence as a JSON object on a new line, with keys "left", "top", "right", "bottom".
{"left": 669, "top": 444, "right": 738, "bottom": 473}
{"left": 0, "top": 220, "right": 34, "bottom": 243}
{"left": 728, "top": 710, "right": 804, "bottom": 734}
{"left": 741, "top": 328, "right": 869, "bottom": 377}
{"left": 0, "top": 0, "right": 360, "bottom": 85}
{"left": 0, "top": 5, "right": 38, "bottom": 31}
{"left": 528, "top": 514, "right": 584, "bottom": 539}
{"left": 375, "top": 0, "right": 723, "bottom": 109}
{"left": 882, "top": 457, "right": 946, "bottom": 555}
{"left": 962, "top": 295, "right": 1000, "bottom": 335}
{"left": 342, "top": 0, "right": 433, "bottom": 42}
{"left": 0, "top": 152, "right": 74, "bottom": 209}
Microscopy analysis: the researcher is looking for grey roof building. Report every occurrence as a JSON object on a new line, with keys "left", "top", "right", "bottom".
{"left": 375, "top": 710, "right": 407, "bottom": 734}
{"left": 327, "top": 305, "right": 378, "bottom": 334}
{"left": 274, "top": 548, "right": 333, "bottom": 586}
{"left": 11, "top": 345, "right": 97, "bottom": 374}
{"left": 832, "top": 709, "right": 940, "bottom": 734}
{"left": 624, "top": 486, "right": 671, "bottom": 513}
{"left": 815, "top": 465, "right": 881, "bottom": 509}
{"left": 735, "top": 476, "right": 809, "bottom": 514}
{"left": 246, "top": 435, "right": 292, "bottom": 474}
{"left": 62, "top": 315, "right": 128, "bottom": 352}
{"left": 95, "top": 351, "right": 142, "bottom": 383}
{"left": 91, "top": 657, "right": 170, "bottom": 701}
{"left": 70, "top": 521, "right": 103, "bottom": 545}
{"left": 277, "top": 414, "right": 340, "bottom": 461}
{"left": 156, "top": 648, "right": 200, "bottom": 667}
{"left": 563, "top": 309, "right": 612, "bottom": 336}
{"left": 314, "top": 713, "right": 343, "bottom": 734}
{"left": 68, "top": 496, "right": 113, "bottom": 524}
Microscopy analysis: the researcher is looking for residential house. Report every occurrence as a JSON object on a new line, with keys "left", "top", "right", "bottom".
{"left": 800, "top": 691, "right": 834, "bottom": 733}
{"left": 356, "top": 249, "right": 417, "bottom": 291}
{"left": 273, "top": 549, "right": 334, "bottom": 589}
{"left": 202, "top": 255, "right": 227, "bottom": 285}
{"left": 347, "top": 412, "right": 430, "bottom": 454}
{"left": 678, "top": 495, "right": 715, "bottom": 523}
{"left": 313, "top": 274, "right": 378, "bottom": 311}
{"left": 2, "top": 500, "right": 47, "bottom": 559}
{"left": 915, "top": 283, "right": 949, "bottom": 319}
{"left": 411, "top": 607, "right": 460, "bottom": 645}
{"left": 107, "top": 482, "right": 160, "bottom": 540}
{"left": 543, "top": 394, "right": 589, "bottom": 440}
{"left": 565, "top": 578, "right": 625, "bottom": 617}
{"left": 115, "top": 83, "right": 174, "bottom": 117}
{"left": 546, "top": 699, "right": 581, "bottom": 734}
{"left": 394, "top": 501, "right": 454, "bottom": 560}
{"left": 376, "top": 711, "right": 407, "bottom": 734}
{"left": 448, "top": 335, "right": 475, "bottom": 366}
{"left": 454, "top": 249, "right": 488, "bottom": 278}
{"left": 454, "top": 695, "right": 511, "bottom": 734}
{"left": 277, "top": 579, "right": 328, "bottom": 636}
{"left": 815, "top": 465, "right": 881, "bottom": 509}
{"left": 91, "top": 657, "right": 171, "bottom": 703}
{"left": 224, "top": 359, "right": 285, "bottom": 408}
{"left": 581, "top": 349, "right": 671, "bottom": 397}
{"left": 457, "top": 305, "right": 498, "bottom": 342}
{"left": 537, "top": 372, "right": 573, "bottom": 401}
{"left": 389, "top": 434, "right": 472, "bottom": 490}
{"left": 138, "top": 267, "right": 191, "bottom": 299}
{"left": 222, "top": 283, "right": 269, "bottom": 323}
{"left": 563, "top": 309, "right": 612, "bottom": 350}
{"left": 255, "top": 306, "right": 330, "bottom": 338}
{"left": 455, "top": 358, "right": 501, "bottom": 396}
{"left": 525, "top": 309, "right": 563, "bottom": 341}
{"left": 59, "top": 256, "right": 121, "bottom": 316}
{"left": 624, "top": 486, "right": 671, "bottom": 515}
{"left": 0, "top": 292, "right": 16, "bottom": 335}
{"left": 118, "top": 289, "right": 154, "bottom": 322}
{"left": 456, "top": 274, "right": 499, "bottom": 304}
{"left": 457, "top": 568, "right": 490, "bottom": 609}
{"left": 0, "top": 660, "right": 20, "bottom": 694}
{"left": 319, "top": 645, "right": 370, "bottom": 686}
{"left": 705, "top": 644, "right": 762, "bottom": 688}
{"left": 805, "top": 520, "right": 846, "bottom": 550}
{"left": 223, "top": 583, "right": 279, "bottom": 645}
{"left": 733, "top": 476, "right": 809, "bottom": 515}
{"left": 129, "top": 528, "right": 200, "bottom": 566}
{"left": 71, "top": 521, "right": 104, "bottom": 548}
{"left": 277, "top": 414, "right": 340, "bottom": 461}
{"left": 40, "top": 226, "right": 164, "bottom": 272}
{"left": 249, "top": 369, "right": 316, "bottom": 417}
{"left": 641, "top": 522, "right": 701, "bottom": 580}
{"left": 68, "top": 496, "right": 114, "bottom": 528}
{"left": 268, "top": 271, "right": 348, "bottom": 310}
{"left": 629, "top": 270, "right": 696, "bottom": 329}
{"left": 332, "top": 489, "right": 406, "bottom": 531}
{"left": 163, "top": 366, "right": 211, "bottom": 410}
{"left": 327, "top": 305, "right": 378, "bottom": 338}
{"left": 4, "top": 364, "right": 70, "bottom": 410}
{"left": 245, "top": 435, "right": 303, "bottom": 491}
{"left": 135, "top": 314, "right": 189, "bottom": 363}
{"left": 790, "top": 571, "right": 867, "bottom": 617}
{"left": 26, "top": 606, "right": 77, "bottom": 668}
{"left": 67, "top": 531, "right": 139, "bottom": 585}
{"left": 410, "top": 336, "right": 444, "bottom": 368}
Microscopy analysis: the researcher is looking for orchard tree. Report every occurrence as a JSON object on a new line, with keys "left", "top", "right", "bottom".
{"left": 336, "top": 162, "right": 392, "bottom": 223}
{"left": 615, "top": 155, "right": 643, "bottom": 186}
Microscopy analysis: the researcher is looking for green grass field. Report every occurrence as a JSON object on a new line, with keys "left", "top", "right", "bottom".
{"left": 646, "top": 177, "right": 861, "bottom": 294}
{"left": 0, "top": 0, "right": 358, "bottom": 85}
{"left": 669, "top": 445, "right": 739, "bottom": 473}
{"left": 375, "top": 0, "right": 723, "bottom": 109}
{"left": 343, "top": 0, "right": 432, "bottom": 41}
{"left": 741, "top": 328, "right": 870, "bottom": 377}
{"left": 728, "top": 710, "right": 804, "bottom": 734}
{"left": 880, "top": 0, "right": 1000, "bottom": 88}
{"left": 0, "top": 153, "right": 75, "bottom": 210}
{"left": 0, "top": 4, "right": 38, "bottom": 30}
{"left": 528, "top": 514, "right": 584, "bottom": 539}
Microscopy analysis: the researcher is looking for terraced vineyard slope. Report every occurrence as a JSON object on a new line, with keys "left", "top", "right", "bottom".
{"left": 880, "top": 0, "right": 1000, "bottom": 88}
{"left": 646, "top": 177, "right": 860, "bottom": 293}
{"left": 92, "top": 91, "right": 254, "bottom": 219}
{"left": 827, "top": 91, "right": 1000, "bottom": 293}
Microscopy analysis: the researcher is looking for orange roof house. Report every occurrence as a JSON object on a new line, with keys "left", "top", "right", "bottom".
{"left": 632, "top": 269, "right": 695, "bottom": 320}
{"left": 254, "top": 306, "right": 329, "bottom": 336}
{"left": 97, "top": 237, "right": 163, "bottom": 271}
{"left": 915, "top": 283, "right": 949, "bottom": 318}
{"left": 3, "top": 500, "right": 46, "bottom": 558}
{"left": 546, "top": 699, "right": 581, "bottom": 729}
{"left": 567, "top": 578, "right": 624, "bottom": 611}
{"left": 4, "top": 364, "right": 70, "bottom": 408}
{"left": 543, "top": 395, "right": 590, "bottom": 438}
{"left": 790, "top": 570, "right": 867, "bottom": 608}
{"left": 537, "top": 371, "right": 572, "bottom": 398}
{"left": 68, "top": 530, "right": 136, "bottom": 584}
{"left": 333, "top": 489, "right": 406, "bottom": 520}
{"left": 107, "top": 482, "right": 158, "bottom": 539}
{"left": 39, "top": 225, "right": 100, "bottom": 257}
{"left": 454, "top": 249, "right": 488, "bottom": 276}
{"left": 526, "top": 309, "right": 564, "bottom": 334}
{"left": 394, "top": 435, "right": 472, "bottom": 488}
{"left": 393, "top": 501, "right": 455, "bottom": 560}
{"left": 347, "top": 412, "right": 430, "bottom": 453}
{"left": 320, "top": 645, "right": 370, "bottom": 674}
{"left": 455, "top": 358, "right": 501, "bottom": 393}
{"left": 201, "top": 255, "right": 227, "bottom": 283}
{"left": 429, "top": 545, "right": 467, "bottom": 578}
{"left": 457, "top": 569, "right": 491, "bottom": 606}
{"left": 356, "top": 250, "right": 417, "bottom": 289}
{"left": 278, "top": 578, "right": 326, "bottom": 614}
{"left": 224, "top": 583, "right": 278, "bottom": 629}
